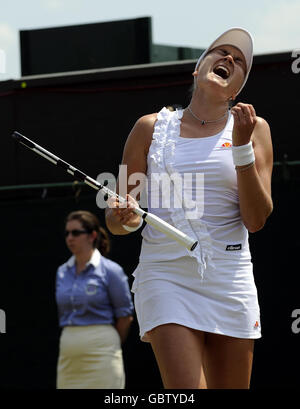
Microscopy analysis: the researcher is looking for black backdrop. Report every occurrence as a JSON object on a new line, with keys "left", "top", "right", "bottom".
{"left": 0, "top": 52, "right": 300, "bottom": 389}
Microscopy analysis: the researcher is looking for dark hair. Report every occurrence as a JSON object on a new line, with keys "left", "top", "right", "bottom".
{"left": 66, "top": 210, "right": 110, "bottom": 257}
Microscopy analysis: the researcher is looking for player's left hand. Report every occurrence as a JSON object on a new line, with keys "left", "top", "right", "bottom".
{"left": 231, "top": 102, "right": 257, "bottom": 146}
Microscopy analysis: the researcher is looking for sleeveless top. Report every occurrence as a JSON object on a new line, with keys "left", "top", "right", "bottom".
{"left": 138, "top": 107, "right": 251, "bottom": 278}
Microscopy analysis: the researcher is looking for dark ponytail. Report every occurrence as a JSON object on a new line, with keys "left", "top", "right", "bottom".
{"left": 97, "top": 226, "right": 111, "bottom": 257}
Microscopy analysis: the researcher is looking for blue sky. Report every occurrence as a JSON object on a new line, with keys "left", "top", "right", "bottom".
{"left": 0, "top": 0, "right": 299, "bottom": 80}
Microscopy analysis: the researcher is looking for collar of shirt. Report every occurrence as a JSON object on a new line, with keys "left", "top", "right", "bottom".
{"left": 66, "top": 248, "right": 101, "bottom": 270}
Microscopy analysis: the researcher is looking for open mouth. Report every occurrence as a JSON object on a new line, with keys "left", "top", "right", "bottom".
{"left": 213, "top": 65, "right": 230, "bottom": 79}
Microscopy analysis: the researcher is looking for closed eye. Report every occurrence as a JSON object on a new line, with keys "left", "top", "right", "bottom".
{"left": 219, "top": 49, "right": 242, "bottom": 63}
{"left": 218, "top": 49, "right": 246, "bottom": 71}
{"left": 234, "top": 57, "right": 247, "bottom": 74}
{"left": 235, "top": 57, "right": 243, "bottom": 65}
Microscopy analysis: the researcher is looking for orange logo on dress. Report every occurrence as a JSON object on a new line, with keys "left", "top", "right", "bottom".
{"left": 254, "top": 321, "right": 260, "bottom": 328}
{"left": 222, "top": 142, "right": 232, "bottom": 148}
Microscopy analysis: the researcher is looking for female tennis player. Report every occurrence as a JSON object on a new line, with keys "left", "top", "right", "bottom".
{"left": 105, "top": 27, "right": 273, "bottom": 389}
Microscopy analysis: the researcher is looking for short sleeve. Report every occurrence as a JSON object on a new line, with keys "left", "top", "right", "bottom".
{"left": 105, "top": 261, "right": 134, "bottom": 318}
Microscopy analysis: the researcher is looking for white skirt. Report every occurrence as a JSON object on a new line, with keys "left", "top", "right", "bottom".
{"left": 132, "top": 256, "right": 261, "bottom": 341}
{"left": 57, "top": 325, "right": 125, "bottom": 389}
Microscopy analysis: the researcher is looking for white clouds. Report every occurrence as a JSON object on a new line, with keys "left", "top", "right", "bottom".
{"left": 0, "top": 23, "right": 16, "bottom": 46}
{"left": 43, "top": 0, "right": 63, "bottom": 10}
{"left": 0, "top": 23, "right": 19, "bottom": 79}
{"left": 42, "top": 0, "right": 82, "bottom": 11}
{"left": 254, "top": 0, "right": 300, "bottom": 53}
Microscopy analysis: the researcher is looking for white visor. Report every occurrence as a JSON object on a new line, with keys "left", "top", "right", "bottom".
{"left": 194, "top": 27, "right": 254, "bottom": 95}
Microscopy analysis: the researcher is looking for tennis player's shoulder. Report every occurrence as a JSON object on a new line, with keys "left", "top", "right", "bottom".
{"left": 255, "top": 116, "right": 270, "bottom": 131}
{"left": 252, "top": 116, "right": 271, "bottom": 145}
{"left": 128, "top": 113, "right": 158, "bottom": 150}
{"left": 135, "top": 112, "right": 158, "bottom": 132}
{"left": 251, "top": 116, "right": 273, "bottom": 167}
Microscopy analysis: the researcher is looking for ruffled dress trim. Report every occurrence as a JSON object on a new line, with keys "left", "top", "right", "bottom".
{"left": 149, "top": 107, "right": 215, "bottom": 278}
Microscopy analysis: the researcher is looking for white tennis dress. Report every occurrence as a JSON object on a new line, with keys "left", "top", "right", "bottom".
{"left": 132, "top": 107, "right": 261, "bottom": 341}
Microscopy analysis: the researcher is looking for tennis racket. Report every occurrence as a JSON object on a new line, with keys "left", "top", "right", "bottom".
{"left": 12, "top": 131, "right": 198, "bottom": 251}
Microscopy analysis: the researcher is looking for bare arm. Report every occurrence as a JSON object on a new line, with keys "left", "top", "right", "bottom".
{"left": 231, "top": 103, "right": 273, "bottom": 233}
{"left": 105, "top": 114, "right": 156, "bottom": 235}
{"left": 115, "top": 316, "right": 133, "bottom": 344}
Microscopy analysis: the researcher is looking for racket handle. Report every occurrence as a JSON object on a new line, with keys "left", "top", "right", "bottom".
{"left": 134, "top": 208, "right": 198, "bottom": 251}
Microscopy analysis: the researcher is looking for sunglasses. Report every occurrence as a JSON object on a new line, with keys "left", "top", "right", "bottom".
{"left": 64, "top": 229, "right": 90, "bottom": 237}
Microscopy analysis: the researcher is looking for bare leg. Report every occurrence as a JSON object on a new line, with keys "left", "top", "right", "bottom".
{"left": 147, "top": 324, "right": 207, "bottom": 389}
{"left": 203, "top": 333, "right": 254, "bottom": 389}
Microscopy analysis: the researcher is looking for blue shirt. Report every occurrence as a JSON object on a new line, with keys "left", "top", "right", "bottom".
{"left": 56, "top": 249, "right": 134, "bottom": 327}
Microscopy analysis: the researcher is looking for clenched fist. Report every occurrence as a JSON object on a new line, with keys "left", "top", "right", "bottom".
{"left": 231, "top": 102, "right": 257, "bottom": 146}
